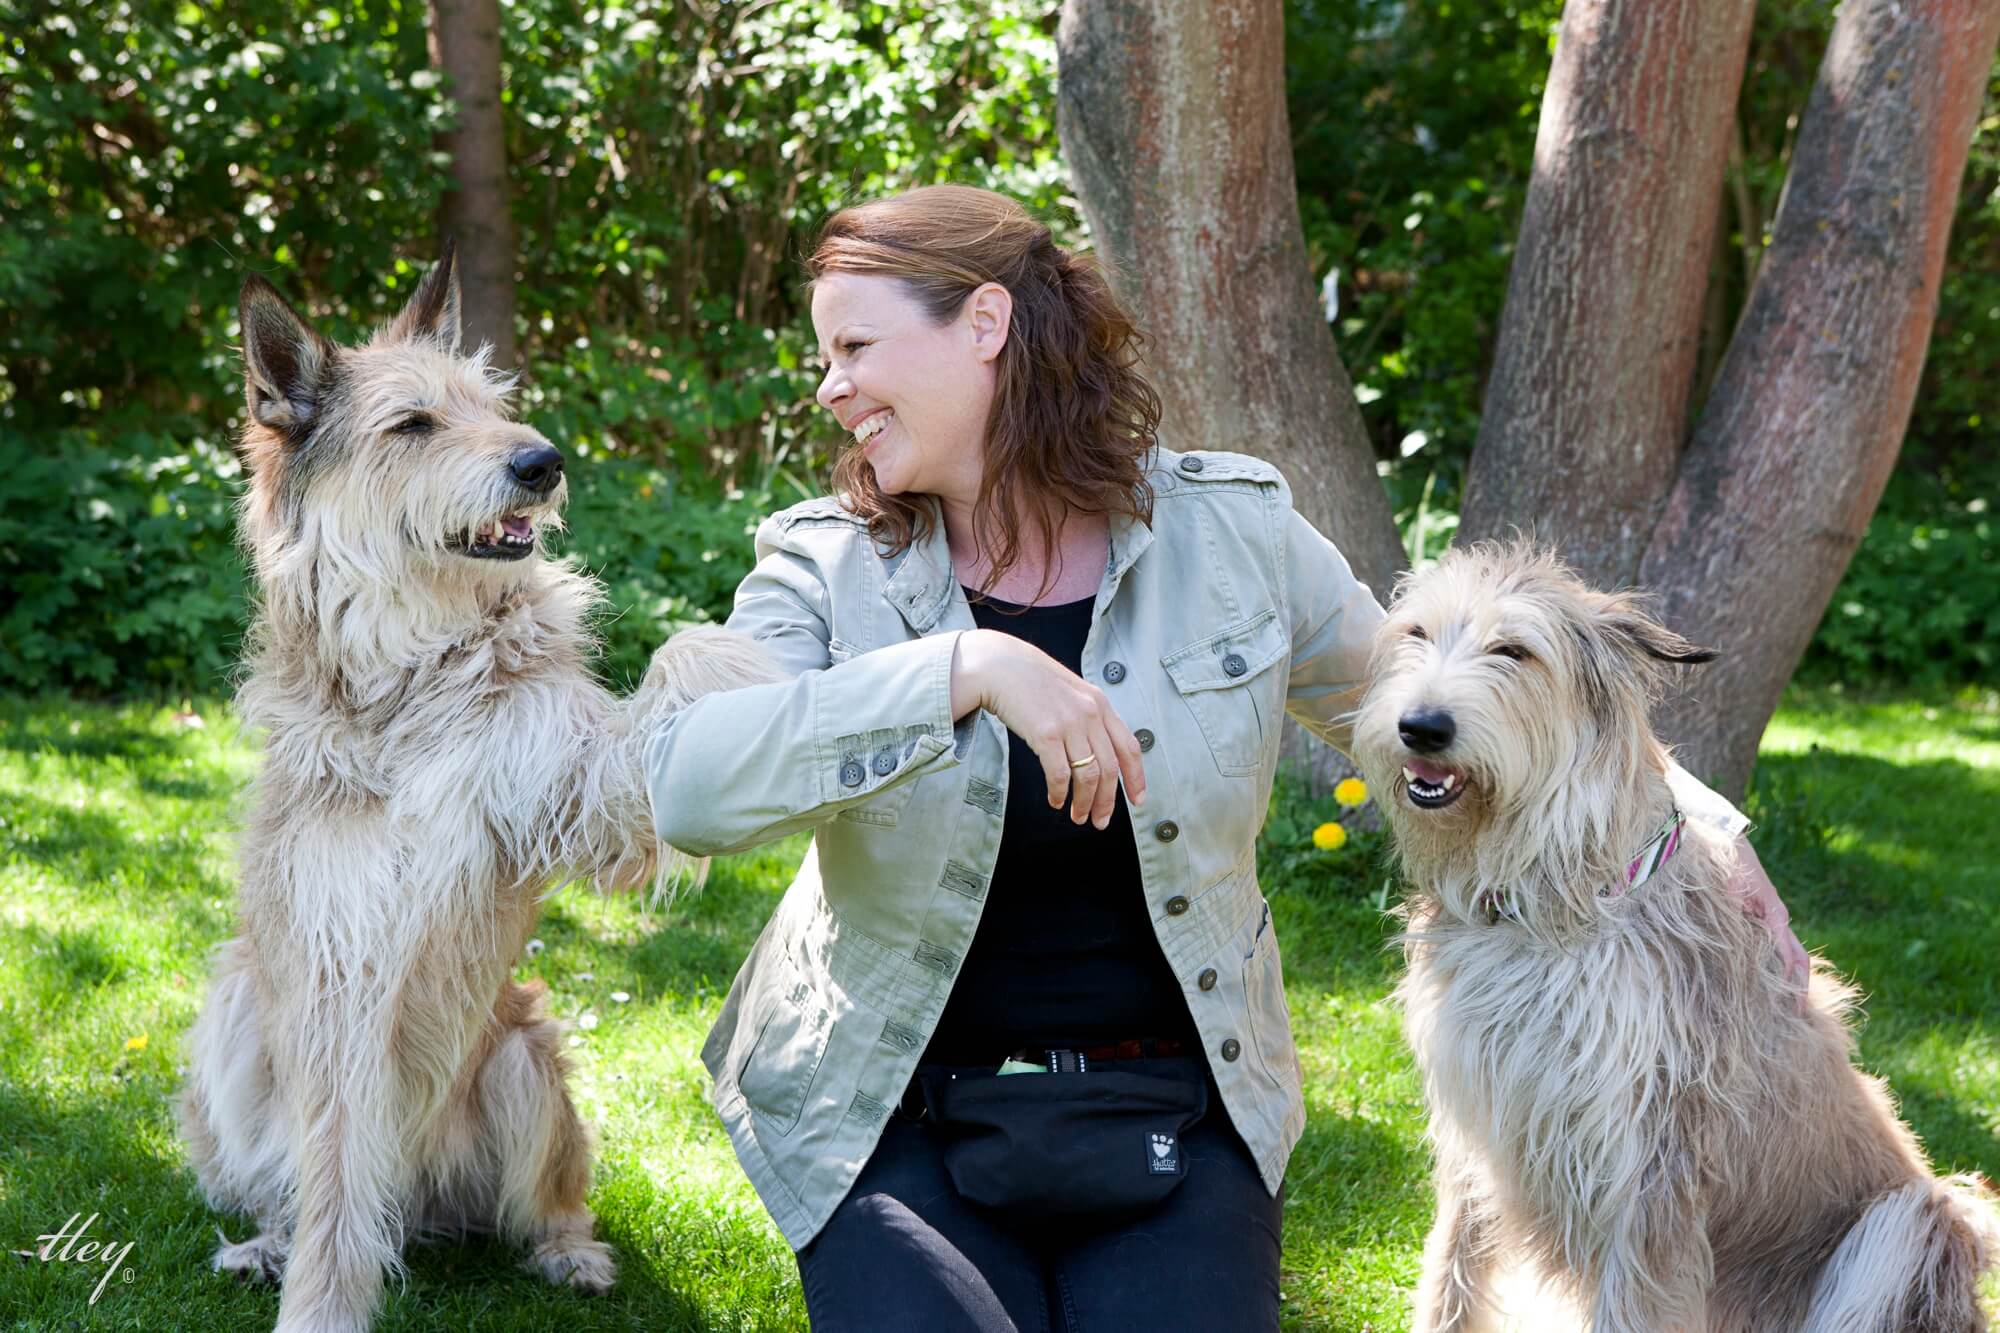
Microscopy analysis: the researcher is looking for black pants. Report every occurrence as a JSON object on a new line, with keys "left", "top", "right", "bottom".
{"left": 794, "top": 1091, "right": 1284, "bottom": 1332}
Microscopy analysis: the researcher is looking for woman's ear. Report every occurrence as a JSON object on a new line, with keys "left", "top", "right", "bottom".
{"left": 965, "top": 281, "right": 1013, "bottom": 363}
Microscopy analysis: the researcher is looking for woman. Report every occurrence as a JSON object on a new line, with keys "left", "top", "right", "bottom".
{"left": 645, "top": 184, "right": 1805, "bottom": 1330}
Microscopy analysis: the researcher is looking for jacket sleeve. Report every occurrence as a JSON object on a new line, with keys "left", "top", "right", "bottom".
{"left": 644, "top": 513, "right": 967, "bottom": 857}
{"left": 1278, "top": 494, "right": 1390, "bottom": 756}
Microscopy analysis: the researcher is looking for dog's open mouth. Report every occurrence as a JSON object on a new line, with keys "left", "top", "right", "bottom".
{"left": 1401, "top": 757, "right": 1467, "bottom": 810}
{"left": 449, "top": 513, "right": 537, "bottom": 561}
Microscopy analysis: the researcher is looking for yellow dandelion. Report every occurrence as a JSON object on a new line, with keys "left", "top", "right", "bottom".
{"left": 639, "top": 483, "right": 655, "bottom": 499}
{"left": 1311, "top": 821, "right": 1348, "bottom": 851}
{"left": 124, "top": 1034, "right": 148, "bottom": 1052}
{"left": 1334, "top": 777, "right": 1369, "bottom": 808}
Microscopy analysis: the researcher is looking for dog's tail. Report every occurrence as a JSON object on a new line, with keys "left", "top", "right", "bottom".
{"left": 637, "top": 624, "right": 787, "bottom": 902}
{"left": 1801, "top": 1174, "right": 1999, "bottom": 1332}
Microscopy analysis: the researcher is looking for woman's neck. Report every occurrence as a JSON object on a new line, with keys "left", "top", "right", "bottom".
{"left": 943, "top": 496, "right": 1107, "bottom": 606}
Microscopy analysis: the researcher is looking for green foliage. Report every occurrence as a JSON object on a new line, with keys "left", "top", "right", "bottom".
{"left": 0, "top": 0, "right": 1063, "bottom": 696}
{"left": 1800, "top": 461, "right": 2000, "bottom": 684}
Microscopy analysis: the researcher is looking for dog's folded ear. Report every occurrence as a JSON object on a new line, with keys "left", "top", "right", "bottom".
{"left": 1606, "top": 610, "right": 1719, "bottom": 667}
{"left": 387, "top": 236, "right": 463, "bottom": 353}
{"left": 240, "top": 275, "right": 335, "bottom": 438}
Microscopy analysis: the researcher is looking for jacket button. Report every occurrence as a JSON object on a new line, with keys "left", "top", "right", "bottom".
{"left": 872, "top": 747, "right": 897, "bottom": 776}
{"left": 1222, "top": 652, "right": 1247, "bottom": 677}
{"left": 1179, "top": 455, "right": 1204, "bottom": 474}
{"left": 840, "top": 759, "right": 866, "bottom": 788}
{"left": 1135, "top": 728, "right": 1155, "bottom": 753}
{"left": 1165, "top": 895, "right": 1189, "bottom": 916}
{"left": 1197, "top": 967, "right": 1217, "bottom": 991}
{"left": 1102, "top": 660, "right": 1126, "bottom": 684}
{"left": 1153, "top": 820, "right": 1179, "bottom": 842}
{"left": 1220, "top": 1038, "right": 1241, "bottom": 1062}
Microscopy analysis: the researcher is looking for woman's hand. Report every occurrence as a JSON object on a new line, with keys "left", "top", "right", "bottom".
{"left": 1728, "top": 836, "right": 1811, "bottom": 991}
{"left": 950, "top": 628, "right": 1147, "bottom": 828}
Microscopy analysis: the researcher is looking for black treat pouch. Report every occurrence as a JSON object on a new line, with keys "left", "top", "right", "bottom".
{"left": 914, "top": 1055, "right": 1210, "bottom": 1226}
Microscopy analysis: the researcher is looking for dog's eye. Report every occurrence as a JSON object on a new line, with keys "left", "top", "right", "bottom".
{"left": 391, "top": 414, "right": 436, "bottom": 435}
{"left": 1406, "top": 626, "right": 1429, "bottom": 642}
{"left": 1492, "top": 643, "right": 1532, "bottom": 662}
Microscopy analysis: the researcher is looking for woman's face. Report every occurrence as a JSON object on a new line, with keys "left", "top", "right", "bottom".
{"left": 810, "top": 270, "right": 1009, "bottom": 504}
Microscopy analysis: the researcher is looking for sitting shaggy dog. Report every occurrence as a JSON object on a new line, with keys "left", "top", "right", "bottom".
{"left": 178, "top": 244, "right": 777, "bottom": 1333}
{"left": 1352, "top": 541, "right": 1996, "bottom": 1333}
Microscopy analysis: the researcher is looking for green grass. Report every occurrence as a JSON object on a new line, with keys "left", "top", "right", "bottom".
{"left": 1, "top": 685, "right": 1995, "bottom": 1330}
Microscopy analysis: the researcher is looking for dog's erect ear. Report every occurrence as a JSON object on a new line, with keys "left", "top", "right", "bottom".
{"left": 388, "top": 237, "right": 462, "bottom": 352}
{"left": 240, "top": 275, "right": 334, "bottom": 437}
{"left": 1604, "top": 610, "right": 1719, "bottom": 668}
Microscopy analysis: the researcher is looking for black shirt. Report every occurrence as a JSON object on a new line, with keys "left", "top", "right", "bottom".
{"left": 921, "top": 590, "right": 1199, "bottom": 1065}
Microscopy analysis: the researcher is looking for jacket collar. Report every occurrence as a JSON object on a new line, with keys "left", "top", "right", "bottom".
{"left": 881, "top": 478, "right": 1161, "bottom": 634}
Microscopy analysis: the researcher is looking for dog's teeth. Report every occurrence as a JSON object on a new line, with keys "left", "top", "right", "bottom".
{"left": 1441, "top": 774, "right": 1457, "bottom": 791}
{"left": 1403, "top": 766, "right": 1417, "bottom": 783}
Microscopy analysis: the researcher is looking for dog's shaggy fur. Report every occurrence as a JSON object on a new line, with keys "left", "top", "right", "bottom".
{"left": 1352, "top": 541, "right": 1997, "bottom": 1333}
{"left": 178, "top": 246, "right": 779, "bottom": 1333}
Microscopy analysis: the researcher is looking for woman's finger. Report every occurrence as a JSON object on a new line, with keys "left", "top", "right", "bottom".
{"left": 1100, "top": 707, "right": 1147, "bottom": 808}
{"left": 1035, "top": 723, "right": 1073, "bottom": 812}
{"left": 1081, "top": 719, "right": 1121, "bottom": 828}
{"left": 1067, "top": 723, "right": 1105, "bottom": 824}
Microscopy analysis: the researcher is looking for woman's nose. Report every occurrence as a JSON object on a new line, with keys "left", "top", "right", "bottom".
{"left": 816, "top": 366, "right": 850, "bottom": 411}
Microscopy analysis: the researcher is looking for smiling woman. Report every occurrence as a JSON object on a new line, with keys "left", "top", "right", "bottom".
{"left": 641, "top": 184, "right": 1803, "bottom": 1333}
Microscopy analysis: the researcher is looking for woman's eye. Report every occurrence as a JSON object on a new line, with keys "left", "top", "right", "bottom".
{"left": 1492, "top": 643, "right": 1531, "bottom": 662}
{"left": 391, "top": 414, "right": 435, "bottom": 435}
{"left": 840, "top": 339, "right": 868, "bottom": 355}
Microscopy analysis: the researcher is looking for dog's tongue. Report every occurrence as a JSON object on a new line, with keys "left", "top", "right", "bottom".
{"left": 1404, "top": 757, "right": 1457, "bottom": 784}
{"left": 500, "top": 514, "right": 532, "bottom": 540}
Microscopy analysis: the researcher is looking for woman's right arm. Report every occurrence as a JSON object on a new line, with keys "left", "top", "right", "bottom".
{"left": 644, "top": 514, "right": 967, "bottom": 857}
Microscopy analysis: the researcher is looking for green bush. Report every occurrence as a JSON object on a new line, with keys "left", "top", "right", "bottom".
{"left": 1799, "top": 461, "right": 2000, "bottom": 684}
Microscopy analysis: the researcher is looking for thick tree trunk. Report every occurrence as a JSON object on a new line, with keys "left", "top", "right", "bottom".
{"left": 1459, "top": 0, "right": 1757, "bottom": 589}
{"left": 1641, "top": 0, "right": 2000, "bottom": 798}
{"left": 428, "top": 0, "right": 516, "bottom": 368}
{"left": 1055, "top": 0, "right": 1405, "bottom": 601}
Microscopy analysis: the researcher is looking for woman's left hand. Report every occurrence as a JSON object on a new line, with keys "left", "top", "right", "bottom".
{"left": 1729, "top": 836, "right": 1810, "bottom": 989}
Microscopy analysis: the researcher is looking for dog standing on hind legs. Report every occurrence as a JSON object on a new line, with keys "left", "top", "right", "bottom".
{"left": 1352, "top": 540, "right": 1997, "bottom": 1333}
{"left": 177, "top": 242, "right": 780, "bottom": 1333}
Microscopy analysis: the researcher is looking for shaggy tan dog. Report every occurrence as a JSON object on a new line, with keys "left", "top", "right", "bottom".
{"left": 1352, "top": 541, "right": 1996, "bottom": 1333}
{"left": 178, "top": 244, "right": 778, "bottom": 1333}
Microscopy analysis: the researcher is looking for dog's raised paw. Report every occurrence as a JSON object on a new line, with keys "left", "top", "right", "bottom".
{"left": 211, "top": 1228, "right": 287, "bottom": 1284}
{"left": 527, "top": 1236, "right": 615, "bottom": 1293}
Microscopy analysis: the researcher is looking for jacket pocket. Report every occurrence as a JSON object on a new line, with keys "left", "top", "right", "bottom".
{"left": 1242, "top": 900, "right": 1298, "bottom": 1094}
{"left": 1160, "top": 608, "right": 1288, "bottom": 776}
{"left": 737, "top": 946, "right": 833, "bottom": 1135}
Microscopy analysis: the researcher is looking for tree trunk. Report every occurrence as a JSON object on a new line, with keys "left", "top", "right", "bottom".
{"left": 1458, "top": 0, "right": 1757, "bottom": 590}
{"left": 1055, "top": 0, "right": 1405, "bottom": 600}
{"left": 1641, "top": 0, "right": 2000, "bottom": 798}
{"left": 428, "top": 0, "right": 517, "bottom": 368}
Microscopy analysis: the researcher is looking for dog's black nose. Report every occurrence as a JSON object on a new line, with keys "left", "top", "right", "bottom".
{"left": 1399, "top": 708, "right": 1456, "bottom": 754}
{"left": 509, "top": 444, "right": 564, "bottom": 495}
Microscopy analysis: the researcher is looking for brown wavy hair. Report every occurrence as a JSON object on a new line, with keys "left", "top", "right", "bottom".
{"left": 806, "top": 184, "right": 1161, "bottom": 599}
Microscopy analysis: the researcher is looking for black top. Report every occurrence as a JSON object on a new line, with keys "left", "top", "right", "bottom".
{"left": 921, "top": 590, "right": 1198, "bottom": 1065}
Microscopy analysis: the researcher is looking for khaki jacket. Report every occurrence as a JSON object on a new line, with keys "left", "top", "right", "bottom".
{"left": 645, "top": 447, "right": 1743, "bottom": 1250}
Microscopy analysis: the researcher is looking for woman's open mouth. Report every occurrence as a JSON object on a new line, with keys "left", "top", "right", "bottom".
{"left": 853, "top": 409, "right": 894, "bottom": 451}
{"left": 448, "top": 513, "right": 537, "bottom": 561}
{"left": 1401, "top": 756, "right": 1467, "bottom": 810}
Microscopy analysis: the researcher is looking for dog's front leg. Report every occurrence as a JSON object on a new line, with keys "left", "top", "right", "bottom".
{"left": 559, "top": 626, "right": 781, "bottom": 891}
{"left": 1583, "top": 1179, "right": 1712, "bottom": 1333}
{"left": 271, "top": 1000, "right": 406, "bottom": 1333}
{"left": 1414, "top": 1181, "right": 1507, "bottom": 1333}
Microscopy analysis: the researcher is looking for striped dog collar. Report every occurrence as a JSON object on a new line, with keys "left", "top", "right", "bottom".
{"left": 1476, "top": 807, "right": 1687, "bottom": 924}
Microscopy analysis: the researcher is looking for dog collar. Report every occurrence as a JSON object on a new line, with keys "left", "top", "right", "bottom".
{"left": 1476, "top": 807, "right": 1686, "bottom": 924}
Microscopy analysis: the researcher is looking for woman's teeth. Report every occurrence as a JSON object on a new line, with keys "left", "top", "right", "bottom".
{"left": 855, "top": 411, "right": 893, "bottom": 443}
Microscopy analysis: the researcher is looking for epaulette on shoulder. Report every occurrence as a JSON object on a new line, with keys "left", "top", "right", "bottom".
{"left": 1159, "top": 449, "right": 1284, "bottom": 488}
{"left": 769, "top": 494, "right": 868, "bottom": 531}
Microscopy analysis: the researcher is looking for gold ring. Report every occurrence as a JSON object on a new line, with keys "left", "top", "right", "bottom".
{"left": 1069, "top": 754, "right": 1098, "bottom": 770}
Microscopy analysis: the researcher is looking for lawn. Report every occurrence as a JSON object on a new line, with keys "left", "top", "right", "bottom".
{"left": 2, "top": 685, "right": 1995, "bottom": 1331}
